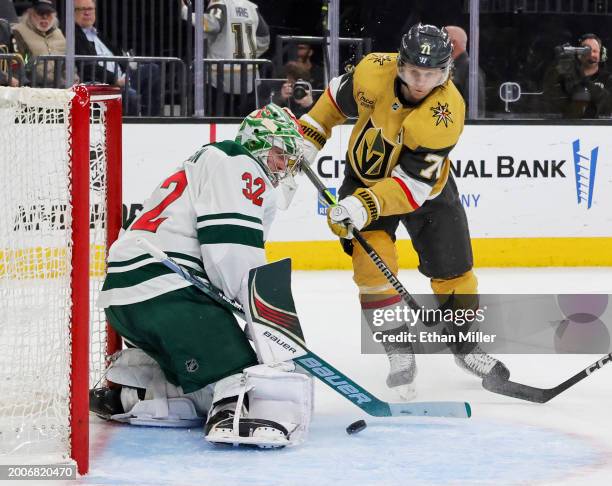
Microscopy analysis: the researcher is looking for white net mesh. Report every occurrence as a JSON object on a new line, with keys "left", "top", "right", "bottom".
{"left": 0, "top": 87, "right": 116, "bottom": 465}
{"left": 89, "top": 97, "right": 111, "bottom": 390}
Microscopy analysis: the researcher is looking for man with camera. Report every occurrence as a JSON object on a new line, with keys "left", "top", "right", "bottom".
{"left": 543, "top": 33, "right": 612, "bottom": 118}
{"left": 273, "top": 61, "right": 314, "bottom": 118}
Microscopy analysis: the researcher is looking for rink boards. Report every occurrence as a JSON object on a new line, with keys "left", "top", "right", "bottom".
{"left": 122, "top": 123, "right": 612, "bottom": 268}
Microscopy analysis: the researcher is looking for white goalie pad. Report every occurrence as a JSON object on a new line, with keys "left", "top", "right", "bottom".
{"left": 105, "top": 348, "right": 212, "bottom": 427}
{"left": 111, "top": 396, "right": 205, "bottom": 428}
{"left": 205, "top": 362, "right": 314, "bottom": 447}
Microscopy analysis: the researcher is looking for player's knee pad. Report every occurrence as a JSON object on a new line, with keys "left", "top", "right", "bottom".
{"left": 105, "top": 348, "right": 212, "bottom": 427}
{"left": 352, "top": 230, "right": 399, "bottom": 296}
{"left": 205, "top": 362, "right": 314, "bottom": 448}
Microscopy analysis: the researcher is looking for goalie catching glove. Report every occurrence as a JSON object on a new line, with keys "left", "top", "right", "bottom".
{"left": 327, "top": 188, "right": 380, "bottom": 238}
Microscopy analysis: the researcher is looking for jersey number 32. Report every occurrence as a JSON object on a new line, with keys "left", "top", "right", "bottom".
{"left": 242, "top": 172, "right": 265, "bottom": 206}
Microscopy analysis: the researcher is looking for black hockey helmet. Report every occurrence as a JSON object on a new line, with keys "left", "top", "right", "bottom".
{"left": 398, "top": 23, "right": 452, "bottom": 69}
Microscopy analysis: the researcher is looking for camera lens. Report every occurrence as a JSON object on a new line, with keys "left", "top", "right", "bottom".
{"left": 293, "top": 85, "right": 307, "bottom": 100}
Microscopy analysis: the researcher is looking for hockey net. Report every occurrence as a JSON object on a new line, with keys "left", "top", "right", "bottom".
{"left": 0, "top": 86, "right": 122, "bottom": 475}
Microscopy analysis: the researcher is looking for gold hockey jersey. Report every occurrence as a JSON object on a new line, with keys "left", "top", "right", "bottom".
{"left": 300, "top": 52, "right": 465, "bottom": 216}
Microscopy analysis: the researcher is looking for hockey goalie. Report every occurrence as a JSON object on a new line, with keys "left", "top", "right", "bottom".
{"left": 93, "top": 104, "right": 314, "bottom": 448}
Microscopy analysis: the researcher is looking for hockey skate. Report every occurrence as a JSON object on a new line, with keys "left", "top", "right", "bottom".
{"left": 385, "top": 343, "right": 418, "bottom": 401}
{"left": 89, "top": 386, "right": 124, "bottom": 420}
{"left": 205, "top": 402, "right": 290, "bottom": 449}
{"left": 454, "top": 344, "right": 510, "bottom": 381}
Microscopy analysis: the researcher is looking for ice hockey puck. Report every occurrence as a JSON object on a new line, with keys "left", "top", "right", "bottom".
{"left": 346, "top": 419, "right": 367, "bottom": 435}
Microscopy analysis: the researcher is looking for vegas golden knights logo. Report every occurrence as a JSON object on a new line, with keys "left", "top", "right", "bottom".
{"left": 351, "top": 119, "right": 394, "bottom": 178}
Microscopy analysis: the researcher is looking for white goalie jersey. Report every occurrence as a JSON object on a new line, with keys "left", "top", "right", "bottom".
{"left": 98, "top": 141, "right": 277, "bottom": 309}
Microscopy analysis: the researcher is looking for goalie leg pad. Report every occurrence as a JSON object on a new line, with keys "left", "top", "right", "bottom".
{"left": 205, "top": 363, "right": 314, "bottom": 448}
{"left": 104, "top": 348, "right": 212, "bottom": 427}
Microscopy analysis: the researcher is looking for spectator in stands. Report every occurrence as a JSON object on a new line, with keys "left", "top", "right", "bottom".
{"left": 293, "top": 43, "right": 325, "bottom": 90}
{"left": 74, "top": 0, "right": 161, "bottom": 115}
{"left": 1, "top": 17, "right": 21, "bottom": 86}
{"left": 273, "top": 61, "right": 314, "bottom": 118}
{"left": 11, "top": 0, "right": 66, "bottom": 87}
{"left": 181, "top": 0, "right": 270, "bottom": 116}
{"left": 445, "top": 25, "right": 486, "bottom": 117}
{"left": 542, "top": 33, "right": 612, "bottom": 118}
{"left": 0, "top": 0, "right": 18, "bottom": 25}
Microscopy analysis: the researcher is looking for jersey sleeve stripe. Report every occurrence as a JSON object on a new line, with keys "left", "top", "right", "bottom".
{"left": 107, "top": 251, "right": 204, "bottom": 272}
{"left": 198, "top": 224, "right": 264, "bottom": 248}
{"left": 360, "top": 294, "right": 402, "bottom": 309}
{"left": 197, "top": 218, "right": 263, "bottom": 231}
{"left": 325, "top": 87, "right": 346, "bottom": 118}
{"left": 107, "top": 253, "right": 153, "bottom": 268}
{"left": 103, "top": 263, "right": 206, "bottom": 290}
{"left": 197, "top": 212, "right": 262, "bottom": 225}
{"left": 392, "top": 176, "right": 420, "bottom": 210}
{"left": 391, "top": 165, "right": 435, "bottom": 208}
{"left": 166, "top": 252, "right": 204, "bottom": 269}
{"left": 327, "top": 74, "right": 357, "bottom": 118}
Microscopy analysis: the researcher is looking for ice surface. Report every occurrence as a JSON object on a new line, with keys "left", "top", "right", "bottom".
{"left": 80, "top": 268, "right": 612, "bottom": 486}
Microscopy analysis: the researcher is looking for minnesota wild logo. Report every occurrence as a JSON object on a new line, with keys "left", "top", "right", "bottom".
{"left": 430, "top": 102, "right": 453, "bottom": 127}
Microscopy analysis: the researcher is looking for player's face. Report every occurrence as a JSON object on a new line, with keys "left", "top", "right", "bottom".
{"left": 397, "top": 63, "right": 446, "bottom": 101}
{"left": 266, "top": 146, "right": 287, "bottom": 174}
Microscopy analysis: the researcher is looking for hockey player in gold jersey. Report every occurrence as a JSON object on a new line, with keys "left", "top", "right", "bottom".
{"left": 300, "top": 23, "right": 509, "bottom": 399}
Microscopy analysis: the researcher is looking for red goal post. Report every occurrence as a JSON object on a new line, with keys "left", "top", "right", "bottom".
{"left": 0, "top": 85, "right": 122, "bottom": 475}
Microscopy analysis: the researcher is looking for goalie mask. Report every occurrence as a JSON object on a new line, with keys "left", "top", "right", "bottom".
{"left": 236, "top": 104, "right": 305, "bottom": 190}
{"left": 397, "top": 23, "right": 452, "bottom": 94}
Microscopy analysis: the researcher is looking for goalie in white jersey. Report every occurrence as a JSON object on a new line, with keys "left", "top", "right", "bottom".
{"left": 93, "top": 104, "right": 314, "bottom": 448}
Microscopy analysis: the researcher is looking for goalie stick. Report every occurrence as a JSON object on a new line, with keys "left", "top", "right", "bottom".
{"left": 136, "top": 238, "right": 471, "bottom": 419}
{"left": 482, "top": 353, "right": 612, "bottom": 403}
{"left": 300, "top": 162, "right": 450, "bottom": 326}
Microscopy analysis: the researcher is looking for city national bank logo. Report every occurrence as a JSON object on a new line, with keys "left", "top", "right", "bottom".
{"left": 317, "top": 187, "right": 336, "bottom": 216}
{"left": 572, "top": 139, "right": 598, "bottom": 209}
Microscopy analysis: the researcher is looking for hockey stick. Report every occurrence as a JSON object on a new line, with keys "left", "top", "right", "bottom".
{"left": 136, "top": 238, "right": 471, "bottom": 419}
{"left": 301, "top": 162, "right": 450, "bottom": 324}
{"left": 482, "top": 353, "right": 612, "bottom": 403}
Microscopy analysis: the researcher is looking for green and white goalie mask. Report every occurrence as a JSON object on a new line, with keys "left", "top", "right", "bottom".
{"left": 235, "top": 104, "right": 305, "bottom": 209}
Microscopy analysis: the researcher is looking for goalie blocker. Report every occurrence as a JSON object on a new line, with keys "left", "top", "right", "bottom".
{"left": 93, "top": 257, "right": 314, "bottom": 449}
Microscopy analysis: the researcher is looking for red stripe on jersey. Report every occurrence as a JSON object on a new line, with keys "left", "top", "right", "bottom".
{"left": 392, "top": 177, "right": 420, "bottom": 210}
{"left": 326, "top": 88, "right": 345, "bottom": 117}
{"left": 360, "top": 294, "right": 402, "bottom": 309}
{"left": 210, "top": 123, "right": 217, "bottom": 143}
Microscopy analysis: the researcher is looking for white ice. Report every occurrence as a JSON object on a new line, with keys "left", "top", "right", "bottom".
{"left": 79, "top": 267, "right": 612, "bottom": 486}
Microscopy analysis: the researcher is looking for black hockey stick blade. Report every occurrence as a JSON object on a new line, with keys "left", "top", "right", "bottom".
{"left": 482, "top": 353, "right": 612, "bottom": 403}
